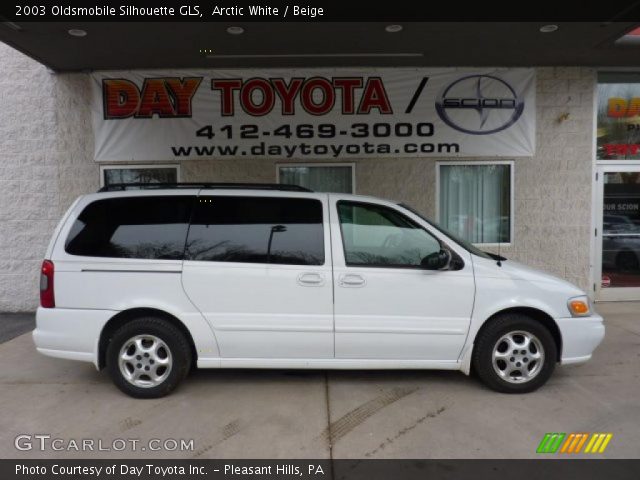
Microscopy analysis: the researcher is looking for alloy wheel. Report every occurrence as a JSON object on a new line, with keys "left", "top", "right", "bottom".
{"left": 118, "top": 334, "right": 173, "bottom": 388}
{"left": 491, "top": 330, "right": 545, "bottom": 384}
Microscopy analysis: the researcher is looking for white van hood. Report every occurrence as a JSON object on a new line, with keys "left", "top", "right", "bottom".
{"left": 473, "top": 255, "right": 585, "bottom": 297}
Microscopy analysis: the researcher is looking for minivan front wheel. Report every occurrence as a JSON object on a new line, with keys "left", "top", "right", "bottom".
{"left": 472, "top": 314, "right": 557, "bottom": 393}
{"left": 106, "top": 317, "right": 192, "bottom": 398}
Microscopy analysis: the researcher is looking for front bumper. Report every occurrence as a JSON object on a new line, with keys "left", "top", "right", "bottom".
{"left": 556, "top": 313, "right": 605, "bottom": 365}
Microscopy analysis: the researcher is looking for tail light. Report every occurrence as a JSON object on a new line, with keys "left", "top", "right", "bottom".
{"left": 40, "top": 260, "right": 55, "bottom": 308}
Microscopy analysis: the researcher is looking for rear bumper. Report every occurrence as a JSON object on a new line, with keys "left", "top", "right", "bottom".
{"left": 556, "top": 313, "right": 605, "bottom": 365}
{"left": 33, "top": 307, "right": 114, "bottom": 368}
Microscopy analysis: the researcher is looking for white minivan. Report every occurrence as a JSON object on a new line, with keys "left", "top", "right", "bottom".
{"left": 34, "top": 183, "right": 605, "bottom": 398}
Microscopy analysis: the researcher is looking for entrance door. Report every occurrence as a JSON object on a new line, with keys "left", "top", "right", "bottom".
{"left": 596, "top": 166, "right": 640, "bottom": 301}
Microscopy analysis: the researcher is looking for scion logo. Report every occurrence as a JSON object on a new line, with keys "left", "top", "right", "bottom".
{"left": 435, "top": 75, "right": 524, "bottom": 135}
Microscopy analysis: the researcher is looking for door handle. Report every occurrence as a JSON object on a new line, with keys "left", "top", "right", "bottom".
{"left": 339, "top": 274, "right": 366, "bottom": 287}
{"left": 297, "top": 272, "right": 325, "bottom": 286}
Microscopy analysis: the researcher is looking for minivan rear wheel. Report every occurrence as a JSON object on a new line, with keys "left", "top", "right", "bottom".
{"left": 106, "top": 317, "right": 192, "bottom": 398}
{"left": 472, "top": 314, "right": 557, "bottom": 393}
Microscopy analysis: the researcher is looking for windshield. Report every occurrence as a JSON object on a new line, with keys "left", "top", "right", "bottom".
{"left": 398, "top": 203, "right": 493, "bottom": 260}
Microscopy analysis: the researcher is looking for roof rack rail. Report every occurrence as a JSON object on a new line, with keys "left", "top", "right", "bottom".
{"left": 97, "top": 182, "right": 313, "bottom": 193}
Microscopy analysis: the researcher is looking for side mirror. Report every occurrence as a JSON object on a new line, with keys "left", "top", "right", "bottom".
{"left": 421, "top": 249, "right": 451, "bottom": 270}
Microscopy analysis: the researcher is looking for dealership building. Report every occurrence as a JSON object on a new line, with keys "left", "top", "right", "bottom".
{"left": 1, "top": 21, "right": 640, "bottom": 311}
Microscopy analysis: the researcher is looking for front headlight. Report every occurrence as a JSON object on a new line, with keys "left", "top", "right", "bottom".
{"left": 567, "top": 295, "right": 591, "bottom": 317}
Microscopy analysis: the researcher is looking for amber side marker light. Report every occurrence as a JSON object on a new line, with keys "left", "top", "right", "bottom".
{"left": 568, "top": 298, "right": 590, "bottom": 316}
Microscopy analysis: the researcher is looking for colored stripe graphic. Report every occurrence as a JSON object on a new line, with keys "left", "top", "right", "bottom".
{"left": 573, "top": 433, "right": 589, "bottom": 453}
{"left": 560, "top": 433, "right": 589, "bottom": 453}
{"left": 585, "top": 433, "right": 613, "bottom": 453}
{"left": 537, "top": 433, "right": 566, "bottom": 453}
{"left": 536, "top": 433, "right": 553, "bottom": 453}
{"left": 560, "top": 434, "right": 575, "bottom": 453}
{"left": 538, "top": 433, "right": 613, "bottom": 454}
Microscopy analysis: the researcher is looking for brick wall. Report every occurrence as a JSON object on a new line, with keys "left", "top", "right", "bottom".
{"left": 0, "top": 42, "right": 595, "bottom": 310}
{"left": 0, "top": 43, "right": 97, "bottom": 311}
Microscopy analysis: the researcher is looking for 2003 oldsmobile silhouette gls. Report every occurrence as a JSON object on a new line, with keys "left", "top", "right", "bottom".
{"left": 34, "top": 184, "right": 604, "bottom": 398}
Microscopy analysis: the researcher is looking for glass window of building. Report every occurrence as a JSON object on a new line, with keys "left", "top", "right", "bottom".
{"left": 278, "top": 164, "right": 354, "bottom": 193}
{"left": 438, "top": 162, "right": 512, "bottom": 245}
{"left": 101, "top": 165, "right": 179, "bottom": 188}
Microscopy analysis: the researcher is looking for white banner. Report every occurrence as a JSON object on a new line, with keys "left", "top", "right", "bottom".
{"left": 90, "top": 68, "right": 535, "bottom": 161}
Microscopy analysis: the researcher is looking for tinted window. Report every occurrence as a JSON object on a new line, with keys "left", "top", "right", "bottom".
{"left": 338, "top": 201, "right": 441, "bottom": 268}
{"left": 186, "top": 196, "right": 324, "bottom": 265}
{"left": 65, "top": 196, "right": 193, "bottom": 259}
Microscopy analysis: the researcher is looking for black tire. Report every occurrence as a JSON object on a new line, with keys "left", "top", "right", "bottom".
{"left": 106, "top": 316, "right": 192, "bottom": 399}
{"left": 472, "top": 314, "right": 557, "bottom": 393}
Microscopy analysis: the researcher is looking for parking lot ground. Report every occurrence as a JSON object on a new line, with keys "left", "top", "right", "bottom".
{"left": 0, "top": 313, "right": 34, "bottom": 344}
{"left": 0, "top": 302, "right": 638, "bottom": 459}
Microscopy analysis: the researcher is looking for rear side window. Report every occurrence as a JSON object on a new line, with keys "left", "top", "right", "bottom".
{"left": 65, "top": 196, "right": 194, "bottom": 259}
{"left": 186, "top": 196, "right": 324, "bottom": 265}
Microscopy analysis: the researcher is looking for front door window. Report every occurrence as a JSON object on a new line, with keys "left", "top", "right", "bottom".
{"left": 337, "top": 201, "right": 441, "bottom": 268}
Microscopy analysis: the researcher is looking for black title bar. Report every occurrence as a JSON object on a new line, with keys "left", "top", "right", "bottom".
{"left": 3, "top": 460, "right": 640, "bottom": 480}
{"left": 1, "top": 0, "right": 640, "bottom": 22}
